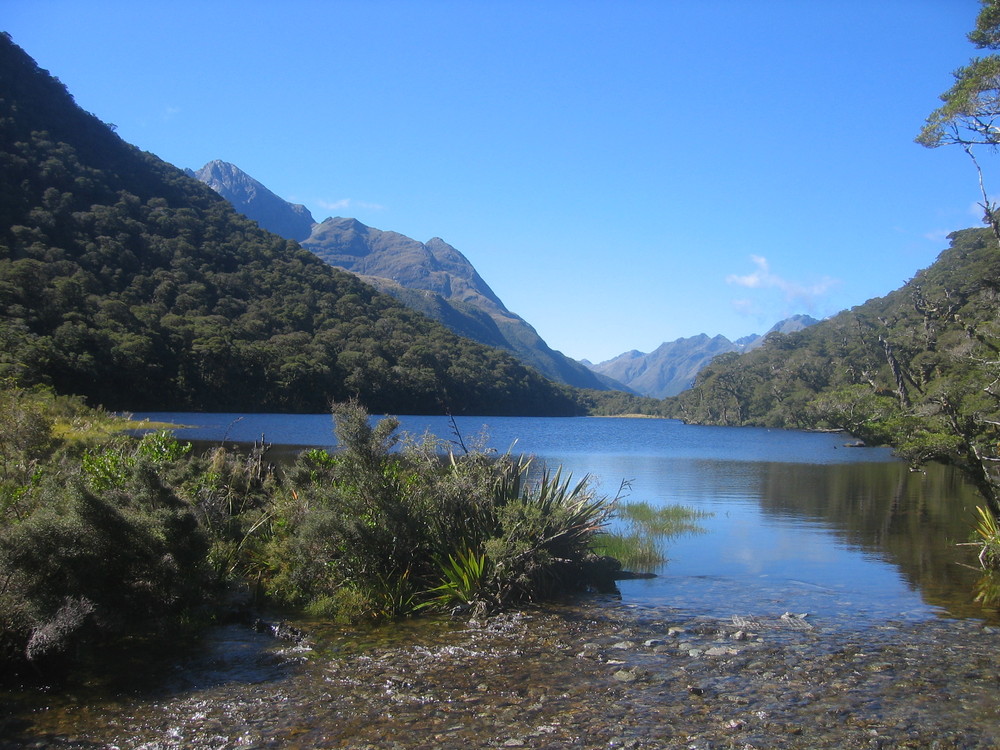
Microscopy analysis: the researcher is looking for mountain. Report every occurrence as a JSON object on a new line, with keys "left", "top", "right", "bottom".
{"left": 189, "top": 160, "right": 315, "bottom": 241}
{"left": 304, "top": 217, "right": 508, "bottom": 316}
{"left": 0, "top": 33, "right": 584, "bottom": 416}
{"left": 589, "top": 315, "right": 819, "bottom": 398}
{"left": 663, "top": 229, "right": 1000, "bottom": 504}
{"left": 192, "top": 162, "right": 618, "bottom": 392}
{"left": 760, "top": 313, "right": 819, "bottom": 336}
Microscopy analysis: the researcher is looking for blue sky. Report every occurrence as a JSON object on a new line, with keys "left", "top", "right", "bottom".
{"left": 4, "top": 1, "right": 989, "bottom": 363}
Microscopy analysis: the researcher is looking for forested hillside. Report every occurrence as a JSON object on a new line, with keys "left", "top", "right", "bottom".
{"left": 190, "top": 160, "right": 616, "bottom": 392}
{"left": 0, "top": 34, "right": 583, "bottom": 416}
{"left": 666, "top": 228, "right": 1000, "bottom": 509}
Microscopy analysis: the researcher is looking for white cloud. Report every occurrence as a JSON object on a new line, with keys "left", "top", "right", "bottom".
{"left": 726, "top": 255, "right": 838, "bottom": 309}
{"left": 317, "top": 198, "right": 385, "bottom": 213}
{"left": 922, "top": 229, "right": 953, "bottom": 244}
{"left": 726, "top": 254, "right": 770, "bottom": 288}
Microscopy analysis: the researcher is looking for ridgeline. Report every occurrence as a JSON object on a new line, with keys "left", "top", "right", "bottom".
{"left": 0, "top": 33, "right": 584, "bottom": 417}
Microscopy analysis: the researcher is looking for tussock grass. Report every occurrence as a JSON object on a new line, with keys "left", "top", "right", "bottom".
{"left": 592, "top": 501, "right": 711, "bottom": 573}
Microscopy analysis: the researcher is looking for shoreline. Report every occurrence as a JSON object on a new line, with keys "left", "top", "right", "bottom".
{"left": 5, "top": 600, "right": 1000, "bottom": 748}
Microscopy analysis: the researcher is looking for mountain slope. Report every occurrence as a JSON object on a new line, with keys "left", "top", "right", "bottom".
{"left": 665, "top": 229, "right": 1000, "bottom": 504}
{"left": 190, "top": 160, "right": 315, "bottom": 241}
{"left": 192, "top": 162, "right": 618, "bottom": 392}
{"left": 0, "top": 34, "right": 583, "bottom": 416}
{"left": 304, "top": 218, "right": 618, "bottom": 391}
{"left": 590, "top": 315, "right": 818, "bottom": 398}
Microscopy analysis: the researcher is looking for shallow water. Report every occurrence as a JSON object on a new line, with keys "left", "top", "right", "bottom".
{"left": 132, "top": 413, "right": 997, "bottom": 625}
{"left": 12, "top": 413, "right": 991, "bottom": 747}
{"left": 5, "top": 603, "right": 999, "bottom": 749}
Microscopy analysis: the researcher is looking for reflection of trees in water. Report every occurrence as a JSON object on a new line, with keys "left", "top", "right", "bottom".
{"left": 753, "top": 461, "right": 991, "bottom": 619}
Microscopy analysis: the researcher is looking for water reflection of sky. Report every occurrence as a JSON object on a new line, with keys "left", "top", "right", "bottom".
{"left": 131, "top": 413, "right": 987, "bottom": 627}
{"left": 557, "top": 451, "right": 933, "bottom": 625}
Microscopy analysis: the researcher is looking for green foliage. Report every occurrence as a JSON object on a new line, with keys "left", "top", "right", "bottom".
{"left": 482, "top": 466, "right": 615, "bottom": 604}
{"left": 592, "top": 532, "right": 662, "bottom": 572}
{"left": 973, "top": 505, "right": 1000, "bottom": 569}
{"left": 593, "top": 502, "right": 710, "bottom": 572}
{"left": 179, "top": 442, "right": 278, "bottom": 581}
{"left": 0, "top": 385, "right": 54, "bottom": 522}
{"left": 617, "top": 501, "right": 712, "bottom": 535}
{"left": 577, "top": 389, "right": 673, "bottom": 417}
{"left": 0, "top": 447, "right": 210, "bottom": 668}
{"left": 265, "top": 401, "right": 617, "bottom": 619}
{"left": 0, "top": 389, "right": 623, "bottom": 672}
{"left": 423, "top": 548, "right": 491, "bottom": 610}
{"left": 81, "top": 431, "right": 191, "bottom": 492}
{"left": 917, "top": 1, "right": 1000, "bottom": 238}
{"left": 665, "top": 227, "right": 1000, "bottom": 513}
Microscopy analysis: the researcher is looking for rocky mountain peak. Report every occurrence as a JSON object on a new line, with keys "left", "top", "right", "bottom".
{"left": 192, "top": 160, "right": 315, "bottom": 241}
{"left": 587, "top": 316, "right": 820, "bottom": 398}
{"left": 191, "top": 161, "right": 618, "bottom": 392}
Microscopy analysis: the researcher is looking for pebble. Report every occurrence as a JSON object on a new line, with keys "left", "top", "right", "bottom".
{"left": 613, "top": 668, "right": 640, "bottom": 683}
{"left": 7, "top": 603, "right": 1000, "bottom": 750}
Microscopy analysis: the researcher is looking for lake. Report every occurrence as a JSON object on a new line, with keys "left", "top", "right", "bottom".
{"left": 8, "top": 412, "right": 1000, "bottom": 749}
{"left": 132, "top": 411, "right": 996, "bottom": 626}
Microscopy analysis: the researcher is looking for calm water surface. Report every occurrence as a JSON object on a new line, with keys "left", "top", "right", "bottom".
{"left": 133, "top": 412, "right": 996, "bottom": 626}
{"left": 6, "top": 413, "right": 998, "bottom": 749}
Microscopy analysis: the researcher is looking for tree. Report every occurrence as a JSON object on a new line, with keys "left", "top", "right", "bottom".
{"left": 918, "top": 0, "right": 1000, "bottom": 241}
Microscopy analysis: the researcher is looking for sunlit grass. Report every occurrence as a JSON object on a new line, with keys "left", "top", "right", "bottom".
{"left": 592, "top": 501, "right": 711, "bottom": 573}
{"left": 52, "top": 414, "right": 180, "bottom": 443}
{"left": 618, "top": 501, "right": 712, "bottom": 535}
{"left": 592, "top": 531, "right": 663, "bottom": 570}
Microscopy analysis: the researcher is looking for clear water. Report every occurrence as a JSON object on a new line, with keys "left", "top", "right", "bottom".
{"left": 6, "top": 414, "right": 996, "bottom": 748}
{"left": 132, "top": 412, "right": 995, "bottom": 626}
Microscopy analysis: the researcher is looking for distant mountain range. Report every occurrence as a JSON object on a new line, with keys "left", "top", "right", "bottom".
{"left": 585, "top": 315, "right": 819, "bottom": 398}
{"left": 190, "top": 161, "right": 619, "bottom": 392}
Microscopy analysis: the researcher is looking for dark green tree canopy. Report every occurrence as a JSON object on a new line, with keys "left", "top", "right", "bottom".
{"left": 0, "top": 33, "right": 583, "bottom": 416}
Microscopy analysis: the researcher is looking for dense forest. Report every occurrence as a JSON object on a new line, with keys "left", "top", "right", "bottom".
{"left": 0, "top": 33, "right": 589, "bottom": 417}
{"left": 664, "top": 226, "right": 1000, "bottom": 512}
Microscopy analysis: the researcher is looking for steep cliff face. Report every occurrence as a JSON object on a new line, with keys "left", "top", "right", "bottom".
{"left": 193, "top": 161, "right": 619, "bottom": 391}
{"left": 304, "top": 218, "right": 507, "bottom": 313}
{"left": 301, "top": 216, "right": 614, "bottom": 390}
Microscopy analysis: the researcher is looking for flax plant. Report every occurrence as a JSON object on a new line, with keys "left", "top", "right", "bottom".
{"left": 973, "top": 505, "right": 1000, "bottom": 570}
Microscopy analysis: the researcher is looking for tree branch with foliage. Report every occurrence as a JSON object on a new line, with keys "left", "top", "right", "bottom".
{"left": 918, "top": 1, "right": 1000, "bottom": 242}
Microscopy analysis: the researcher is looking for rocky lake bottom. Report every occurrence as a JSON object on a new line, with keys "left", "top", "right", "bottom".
{"left": 4, "top": 598, "right": 999, "bottom": 749}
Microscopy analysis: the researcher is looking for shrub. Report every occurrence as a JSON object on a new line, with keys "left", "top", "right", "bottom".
{"left": 973, "top": 505, "right": 1000, "bottom": 570}
{"left": 0, "top": 464, "right": 210, "bottom": 668}
{"left": 264, "top": 401, "right": 618, "bottom": 619}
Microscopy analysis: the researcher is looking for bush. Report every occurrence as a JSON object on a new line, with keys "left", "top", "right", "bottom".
{"left": 0, "top": 424, "right": 212, "bottom": 671}
{"left": 0, "top": 463, "right": 210, "bottom": 668}
{"left": 0, "top": 394, "right": 621, "bottom": 672}
{"left": 263, "top": 401, "right": 618, "bottom": 619}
